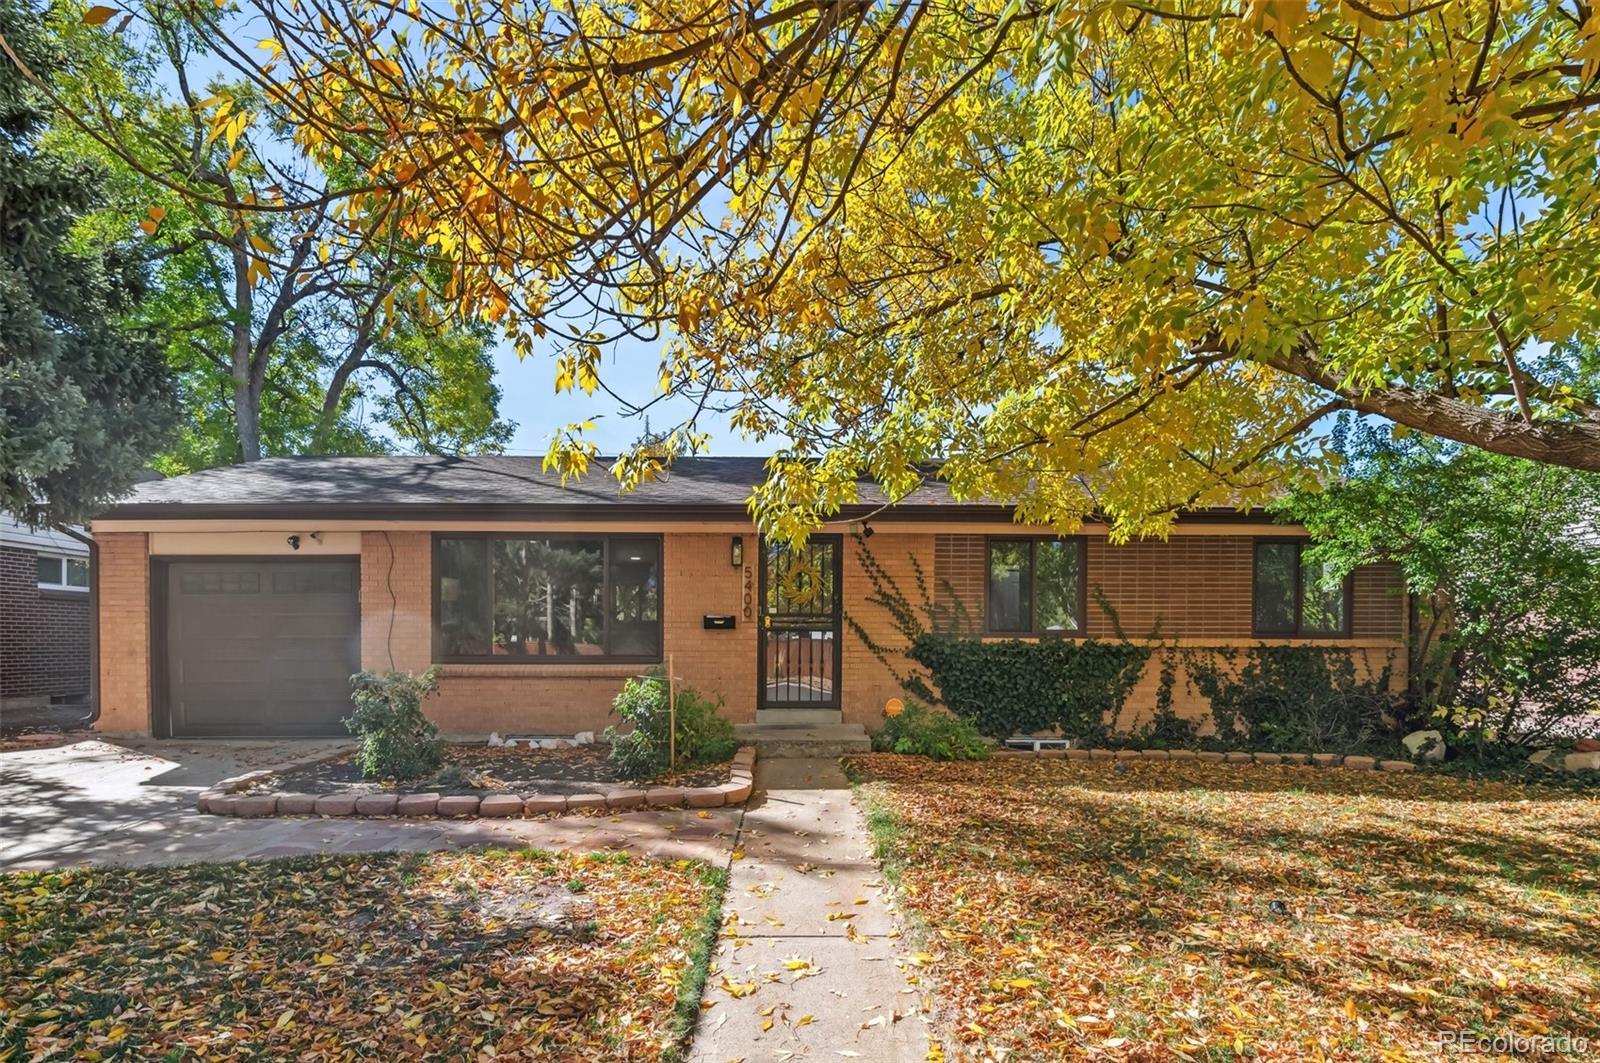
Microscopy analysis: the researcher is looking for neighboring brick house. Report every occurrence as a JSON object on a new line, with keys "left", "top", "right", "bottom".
{"left": 1, "top": 514, "right": 92, "bottom": 717}
{"left": 88, "top": 456, "right": 1409, "bottom": 738}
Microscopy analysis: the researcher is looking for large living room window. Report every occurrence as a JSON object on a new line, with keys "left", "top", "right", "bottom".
{"left": 434, "top": 535, "right": 661, "bottom": 661}
{"left": 985, "top": 538, "right": 1086, "bottom": 635}
{"left": 1252, "top": 539, "right": 1350, "bottom": 636}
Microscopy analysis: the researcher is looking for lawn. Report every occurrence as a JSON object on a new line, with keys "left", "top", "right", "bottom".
{"left": 849, "top": 755, "right": 1600, "bottom": 1061}
{"left": 0, "top": 849, "right": 724, "bottom": 1061}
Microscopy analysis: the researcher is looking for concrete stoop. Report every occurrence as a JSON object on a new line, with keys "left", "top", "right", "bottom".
{"left": 735, "top": 723, "right": 871, "bottom": 759}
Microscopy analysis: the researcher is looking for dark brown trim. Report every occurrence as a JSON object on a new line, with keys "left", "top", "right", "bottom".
{"left": 150, "top": 557, "right": 169, "bottom": 738}
{"left": 88, "top": 537, "right": 100, "bottom": 725}
{"left": 981, "top": 535, "right": 1089, "bottom": 637}
{"left": 95, "top": 501, "right": 1285, "bottom": 525}
{"left": 430, "top": 532, "right": 665, "bottom": 665}
{"left": 756, "top": 533, "right": 844, "bottom": 710}
{"left": 1250, "top": 538, "right": 1354, "bottom": 639}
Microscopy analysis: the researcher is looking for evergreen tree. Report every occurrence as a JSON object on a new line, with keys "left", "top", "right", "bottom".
{"left": 0, "top": 0, "right": 173, "bottom": 525}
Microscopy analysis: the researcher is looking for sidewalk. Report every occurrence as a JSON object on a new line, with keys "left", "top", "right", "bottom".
{"left": 690, "top": 757, "right": 938, "bottom": 1062}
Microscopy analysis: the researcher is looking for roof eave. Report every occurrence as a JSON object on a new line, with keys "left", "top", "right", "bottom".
{"left": 92, "top": 500, "right": 1275, "bottom": 524}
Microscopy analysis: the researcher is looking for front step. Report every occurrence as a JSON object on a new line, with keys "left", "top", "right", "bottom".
{"left": 735, "top": 723, "right": 872, "bottom": 759}
{"left": 755, "top": 708, "right": 842, "bottom": 727}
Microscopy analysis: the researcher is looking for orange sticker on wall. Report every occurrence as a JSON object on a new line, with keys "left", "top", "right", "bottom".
{"left": 885, "top": 697, "right": 905, "bottom": 717}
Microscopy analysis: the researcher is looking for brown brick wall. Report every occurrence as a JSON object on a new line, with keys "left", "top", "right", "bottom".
{"left": 931, "top": 534, "right": 984, "bottom": 633}
{"left": 94, "top": 533, "right": 150, "bottom": 733}
{"left": 0, "top": 545, "right": 91, "bottom": 704}
{"left": 359, "top": 531, "right": 757, "bottom": 736}
{"left": 921, "top": 533, "right": 1409, "bottom": 728}
{"left": 92, "top": 525, "right": 1412, "bottom": 737}
{"left": 842, "top": 533, "right": 935, "bottom": 725}
{"left": 1353, "top": 562, "right": 1406, "bottom": 640}
{"left": 933, "top": 534, "right": 1406, "bottom": 642}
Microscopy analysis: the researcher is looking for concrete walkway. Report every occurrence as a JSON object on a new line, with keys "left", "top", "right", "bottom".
{"left": 690, "top": 757, "right": 936, "bottom": 1062}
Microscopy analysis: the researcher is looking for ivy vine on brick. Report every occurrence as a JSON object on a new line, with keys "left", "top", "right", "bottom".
{"left": 845, "top": 534, "right": 1149, "bottom": 740}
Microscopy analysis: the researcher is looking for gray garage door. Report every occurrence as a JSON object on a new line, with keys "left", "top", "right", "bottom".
{"left": 161, "top": 559, "right": 360, "bottom": 737}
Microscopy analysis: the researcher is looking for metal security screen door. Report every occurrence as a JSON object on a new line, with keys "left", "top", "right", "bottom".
{"left": 759, "top": 536, "right": 842, "bottom": 709}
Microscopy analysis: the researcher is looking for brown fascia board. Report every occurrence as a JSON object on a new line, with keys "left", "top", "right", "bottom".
{"left": 93, "top": 500, "right": 1276, "bottom": 524}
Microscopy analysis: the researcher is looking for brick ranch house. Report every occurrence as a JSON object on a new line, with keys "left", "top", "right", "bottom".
{"left": 88, "top": 456, "right": 1408, "bottom": 739}
{"left": 2, "top": 514, "right": 92, "bottom": 718}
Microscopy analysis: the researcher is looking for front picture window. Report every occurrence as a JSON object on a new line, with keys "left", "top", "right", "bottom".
{"left": 436, "top": 536, "right": 660, "bottom": 661}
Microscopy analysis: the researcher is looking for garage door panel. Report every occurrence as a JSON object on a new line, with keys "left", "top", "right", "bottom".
{"left": 163, "top": 559, "right": 360, "bottom": 737}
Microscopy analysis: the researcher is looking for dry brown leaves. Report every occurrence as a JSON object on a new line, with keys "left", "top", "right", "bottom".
{"left": 0, "top": 848, "right": 719, "bottom": 1061}
{"left": 850, "top": 755, "right": 1600, "bottom": 1061}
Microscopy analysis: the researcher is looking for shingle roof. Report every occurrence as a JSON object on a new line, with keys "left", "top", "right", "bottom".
{"left": 96, "top": 454, "right": 1277, "bottom": 525}
{"left": 96, "top": 455, "right": 992, "bottom": 520}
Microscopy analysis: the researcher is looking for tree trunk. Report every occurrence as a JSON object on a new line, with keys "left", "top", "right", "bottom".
{"left": 231, "top": 333, "right": 261, "bottom": 462}
{"left": 229, "top": 232, "right": 261, "bottom": 462}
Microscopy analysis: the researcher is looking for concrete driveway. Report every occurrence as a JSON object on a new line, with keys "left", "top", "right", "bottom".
{"left": 0, "top": 737, "right": 347, "bottom": 868}
{"left": 0, "top": 738, "right": 738, "bottom": 871}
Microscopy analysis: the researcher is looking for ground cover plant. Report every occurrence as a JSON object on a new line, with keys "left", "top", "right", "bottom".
{"left": 849, "top": 756, "right": 1600, "bottom": 1061}
{"left": 249, "top": 742, "right": 731, "bottom": 797}
{"left": 870, "top": 700, "right": 990, "bottom": 761}
{"left": 0, "top": 848, "right": 724, "bottom": 1060}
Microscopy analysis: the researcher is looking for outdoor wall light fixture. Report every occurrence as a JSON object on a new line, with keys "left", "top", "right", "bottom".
{"left": 731, "top": 535, "right": 744, "bottom": 567}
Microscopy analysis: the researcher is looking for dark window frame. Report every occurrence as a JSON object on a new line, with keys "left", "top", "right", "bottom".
{"left": 431, "top": 532, "right": 664, "bottom": 664}
{"left": 982, "top": 536, "right": 1088, "bottom": 636}
{"left": 1251, "top": 538, "right": 1354, "bottom": 638}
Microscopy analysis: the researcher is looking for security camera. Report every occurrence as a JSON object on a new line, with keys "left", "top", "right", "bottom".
{"left": 287, "top": 534, "right": 301, "bottom": 551}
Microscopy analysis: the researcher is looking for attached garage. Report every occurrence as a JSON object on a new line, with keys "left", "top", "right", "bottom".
{"left": 155, "top": 558, "right": 360, "bottom": 737}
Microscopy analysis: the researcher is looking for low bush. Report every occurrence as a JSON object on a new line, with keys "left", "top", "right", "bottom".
{"left": 345, "top": 669, "right": 444, "bottom": 780}
{"left": 605, "top": 669, "right": 738, "bottom": 780}
{"left": 870, "top": 701, "right": 990, "bottom": 760}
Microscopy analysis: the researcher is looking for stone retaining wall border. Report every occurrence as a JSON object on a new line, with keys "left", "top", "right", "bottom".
{"left": 994, "top": 747, "right": 1420, "bottom": 772}
{"left": 199, "top": 745, "right": 757, "bottom": 819}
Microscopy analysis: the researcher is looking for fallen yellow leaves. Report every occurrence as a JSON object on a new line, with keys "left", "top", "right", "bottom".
{"left": 850, "top": 754, "right": 1600, "bottom": 1061}
{"left": 0, "top": 849, "right": 721, "bottom": 1061}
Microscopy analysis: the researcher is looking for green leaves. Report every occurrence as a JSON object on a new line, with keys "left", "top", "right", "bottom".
{"left": 345, "top": 668, "right": 444, "bottom": 780}
{"left": 910, "top": 634, "right": 1150, "bottom": 741}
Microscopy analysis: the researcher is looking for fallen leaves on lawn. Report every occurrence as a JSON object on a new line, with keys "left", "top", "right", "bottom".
{"left": 0, "top": 848, "right": 719, "bottom": 1060}
{"left": 849, "top": 754, "right": 1600, "bottom": 1061}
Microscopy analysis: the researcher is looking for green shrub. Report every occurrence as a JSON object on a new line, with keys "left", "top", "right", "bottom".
{"left": 1188, "top": 646, "right": 1402, "bottom": 753}
{"left": 870, "top": 701, "right": 990, "bottom": 760}
{"left": 605, "top": 668, "right": 737, "bottom": 780}
{"left": 344, "top": 668, "right": 444, "bottom": 780}
{"left": 908, "top": 633, "right": 1149, "bottom": 740}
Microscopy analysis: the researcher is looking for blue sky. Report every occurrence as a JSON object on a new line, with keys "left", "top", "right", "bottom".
{"left": 489, "top": 336, "right": 764, "bottom": 457}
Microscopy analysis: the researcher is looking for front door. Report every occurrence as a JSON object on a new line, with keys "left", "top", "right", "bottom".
{"left": 758, "top": 535, "right": 842, "bottom": 709}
